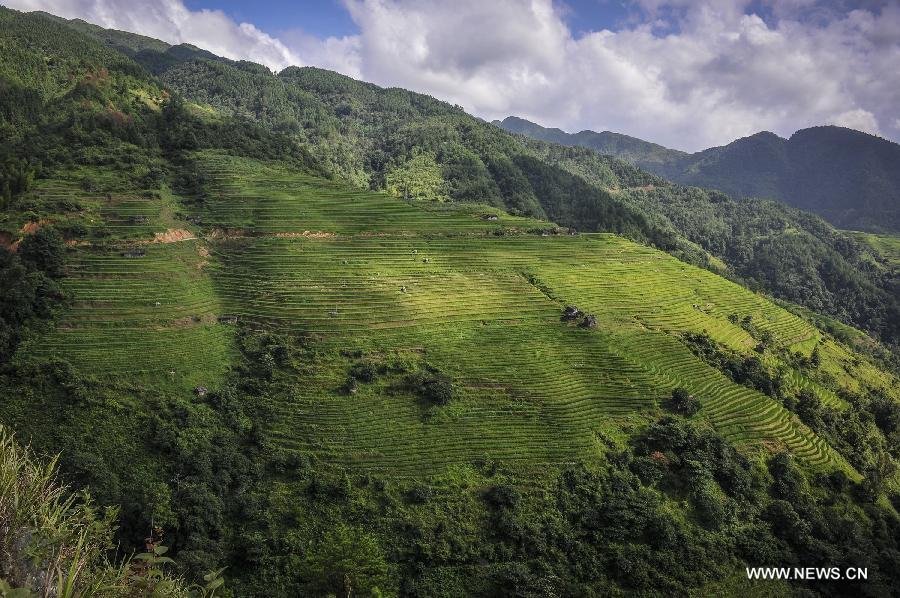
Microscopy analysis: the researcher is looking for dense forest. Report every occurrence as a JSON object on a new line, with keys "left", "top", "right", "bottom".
{"left": 2, "top": 6, "right": 900, "bottom": 597}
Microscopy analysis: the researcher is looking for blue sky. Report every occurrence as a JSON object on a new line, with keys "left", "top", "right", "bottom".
{"left": 184, "top": 0, "right": 359, "bottom": 38}
{"left": 183, "top": 0, "right": 636, "bottom": 39}
{"left": 4, "top": 0, "right": 898, "bottom": 150}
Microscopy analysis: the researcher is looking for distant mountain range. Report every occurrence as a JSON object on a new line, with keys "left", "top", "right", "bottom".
{"left": 496, "top": 116, "right": 900, "bottom": 232}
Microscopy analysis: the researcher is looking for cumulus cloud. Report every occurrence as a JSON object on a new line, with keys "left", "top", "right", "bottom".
{"left": 3, "top": 0, "right": 899, "bottom": 150}
{"left": 2, "top": 0, "right": 305, "bottom": 70}
{"left": 336, "top": 0, "right": 900, "bottom": 150}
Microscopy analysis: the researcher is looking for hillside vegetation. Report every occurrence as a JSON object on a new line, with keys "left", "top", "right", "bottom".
{"left": 0, "top": 424, "right": 224, "bottom": 596}
{"left": 55, "top": 19, "right": 898, "bottom": 346}
{"left": 1, "top": 6, "right": 900, "bottom": 596}
{"left": 499, "top": 116, "right": 900, "bottom": 234}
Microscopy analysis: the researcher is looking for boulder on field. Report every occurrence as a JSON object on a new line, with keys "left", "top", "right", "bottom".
{"left": 193, "top": 386, "right": 208, "bottom": 397}
{"left": 561, "top": 305, "right": 580, "bottom": 322}
{"left": 580, "top": 314, "right": 598, "bottom": 329}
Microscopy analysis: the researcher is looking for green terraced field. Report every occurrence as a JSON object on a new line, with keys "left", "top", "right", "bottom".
{"left": 18, "top": 240, "right": 234, "bottom": 389}
{"left": 20, "top": 152, "right": 899, "bottom": 477}
{"left": 850, "top": 230, "right": 900, "bottom": 272}
{"left": 190, "top": 151, "right": 553, "bottom": 235}
{"left": 3, "top": 177, "right": 188, "bottom": 242}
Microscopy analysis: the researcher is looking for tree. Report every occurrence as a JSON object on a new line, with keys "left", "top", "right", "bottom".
{"left": 671, "top": 387, "right": 700, "bottom": 416}
{"left": 385, "top": 152, "right": 448, "bottom": 202}
{"left": 18, "top": 226, "right": 66, "bottom": 277}
{"left": 0, "top": 157, "right": 36, "bottom": 210}
{"left": 303, "top": 525, "right": 389, "bottom": 597}
{"left": 809, "top": 346, "right": 821, "bottom": 368}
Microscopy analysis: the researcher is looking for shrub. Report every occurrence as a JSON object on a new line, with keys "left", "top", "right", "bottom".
{"left": 407, "top": 368, "right": 454, "bottom": 406}
{"left": 671, "top": 387, "right": 700, "bottom": 416}
{"left": 302, "top": 525, "right": 389, "bottom": 597}
{"left": 18, "top": 226, "right": 66, "bottom": 278}
{"left": 349, "top": 360, "right": 378, "bottom": 383}
{"left": 483, "top": 484, "right": 520, "bottom": 510}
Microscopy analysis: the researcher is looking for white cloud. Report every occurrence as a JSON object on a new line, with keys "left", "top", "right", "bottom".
{"left": 831, "top": 109, "right": 881, "bottom": 136}
{"left": 2, "top": 0, "right": 305, "bottom": 70}
{"left": 3, "top": 0, "right": 899, "bottom": 151}
{"left": 335, "top": 0, "right": 900, "bottom": 150}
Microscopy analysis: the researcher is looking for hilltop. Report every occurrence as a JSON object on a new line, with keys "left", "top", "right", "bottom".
{"left": 498, "top": 116, "right": 900, "bottom": 233}
{"left": 496, "top": 115, "right": 687, "bottom": 167}
{"left": 1, "top": 6, "right": 900, "bottom": 596}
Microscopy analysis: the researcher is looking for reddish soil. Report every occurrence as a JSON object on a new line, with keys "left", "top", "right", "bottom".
{"left": 152, "top": 229, "right": 195, "bottom": 243}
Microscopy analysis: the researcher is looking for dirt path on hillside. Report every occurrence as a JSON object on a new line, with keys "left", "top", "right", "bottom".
{"left": 274, "top": 231, "right": 335, "bottom": 239}
{"left": 152, "top": 229, "right": 195, "bottom": 243}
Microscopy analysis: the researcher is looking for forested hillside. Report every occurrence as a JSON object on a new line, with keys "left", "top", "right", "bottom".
{"left": 497, "top": 115, "right": 687, "bottom": 167}
{"left": 2, "top": 7, "right": 900, "bottom": 597}
{"left": 499, "top": 116, "right": 900, "bottom": 234}
{"left": 36, "top": 17, "right": 895, "bottom": 346}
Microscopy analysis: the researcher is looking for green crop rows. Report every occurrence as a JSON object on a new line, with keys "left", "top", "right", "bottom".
{"left": 20, "top": 241, "right": 234, "bottom": 389}
{"left": 190, "top": 151, "right": 552, "bottom": 235}
{"left": 23, "top": 152, "right": 892, "bottom": 476}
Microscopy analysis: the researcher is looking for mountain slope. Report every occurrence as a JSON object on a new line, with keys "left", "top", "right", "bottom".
{"left": 8, "top": 145, "right": 899, "bottom": 594}
{"left": 2, "top": 7, "right": 900, "bottom": 595}
{"left": 497, "top": 115, "right": 687, "bottom": 167}
{"left": 498, "top": 116, "right": 900, "bottom": 233}
{"left": 66, "top": 27, "right": 898, "bottom": 343}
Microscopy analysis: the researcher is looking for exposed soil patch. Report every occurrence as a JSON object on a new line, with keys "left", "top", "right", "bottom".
{"left": 0, "top": 232, "right": 14, "bottom": 251}
{"left": 171, "top": 314, "right": 216, "bottom": 327}
{"left": 274, "top": 230, "right": 335, "bottom": 239}
{"left": 609, "top": 184, "right": 656, "bottom": 194}
{"left": 758, "top": 439, "right": 787, "bottom": 454}
{"left": 207, "top": 228, "right": 249, "bottom": 239}
{"left": 152, "top": 228, "right": 195, "bottom": 243}
{"left": 20, "top": 219, "right": 52, "bottom": 235}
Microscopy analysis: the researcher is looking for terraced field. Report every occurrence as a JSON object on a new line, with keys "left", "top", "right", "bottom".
{"left": 850, "top": 231, "right": 900, "bottom": 272}
{"left": 205, "top": 234, "right": 846, "bottom": 472}
{"left": 189, "top": 152, "right": 552, "bottom": 235}
{"left": 20, "top": 152, "right": 897, "bottom": 476}
{"left": 19, "top": 241, "right": 234, "bottom": 390}
{"left": 4, "top": 177, "right": 186, "bottom": 241}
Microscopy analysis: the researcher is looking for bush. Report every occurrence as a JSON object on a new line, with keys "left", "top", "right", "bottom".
{"left": 302, "top": 525, "right": 389, "bottom": 597}
{"left": 407, "top": 368, "right": 454, "bottom": 406}
{"left": 483, "top": 484, "right": 520, "bottom": 510}
{"left": 671, "top": 387, "right": 700, "bottom": 416}
{"left": 349, "top": 360, "right": 378, "bottom": 383}
{"left": 18, "top": 226, "right": 66, "bottom": 277}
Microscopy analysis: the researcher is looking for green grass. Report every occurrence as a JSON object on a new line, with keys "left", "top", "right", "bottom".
{"left": 18, "top": 153, "right": 899, "bottom": 478}
{"left": 0, "top": 424, "right": 194, "bottom": 596}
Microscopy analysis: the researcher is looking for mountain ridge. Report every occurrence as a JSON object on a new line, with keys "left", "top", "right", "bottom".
{"left": 497, "top": 116, "right": 900, "bottom": 232}
{"left": 2, "top": 8, "right": 900, "bottom": 595}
